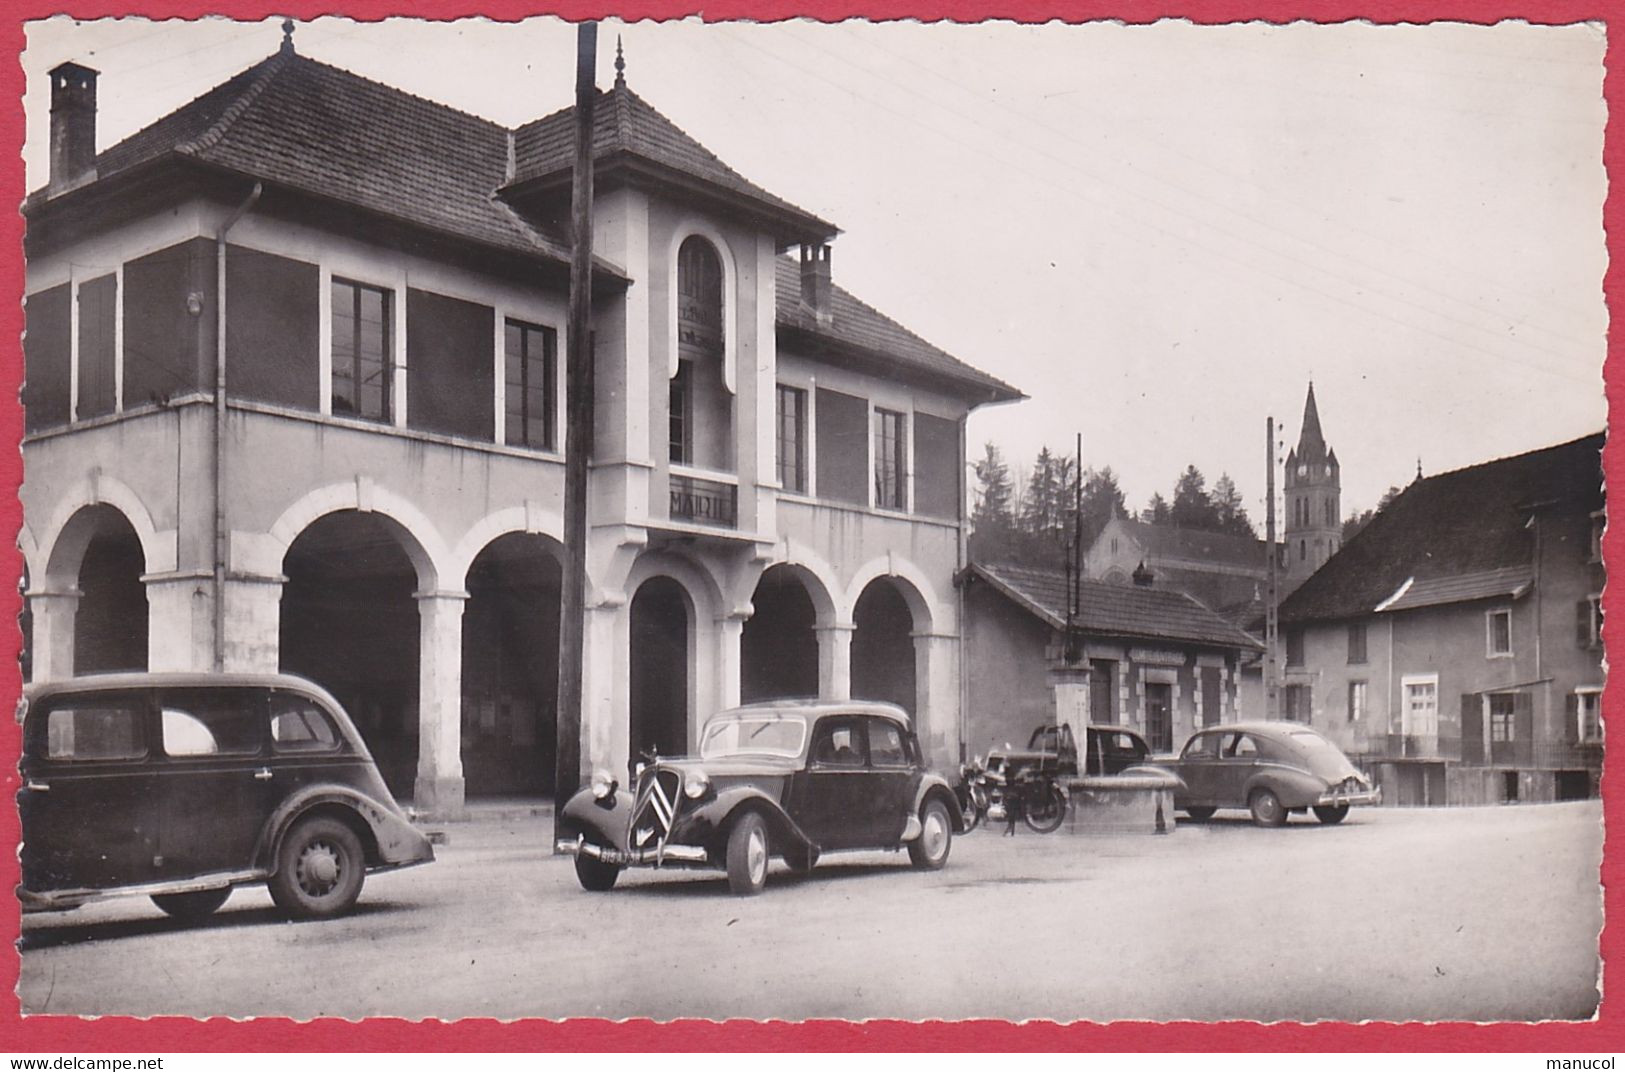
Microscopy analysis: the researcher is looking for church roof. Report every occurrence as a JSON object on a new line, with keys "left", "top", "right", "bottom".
{"left": 1106, "top": 517, "right": 1271, "bottom": 571}
{"left": 1289, "top": 382, "right": 1334, "bottom": 468}
{"left": 1280, "top": 432, "right": 1603, "bottom": 624}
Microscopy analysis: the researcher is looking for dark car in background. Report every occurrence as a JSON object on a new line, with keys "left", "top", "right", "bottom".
{"left": 1168, "top": 722, "right": 1380, "bottom": 826}
{"left": 984, "top": 722, "right": 1156, "bottom": 781}
{"left": 17, "top": 673, "right": 435, "bottom": 920}
{"left": 556, "top": 700, "right": 963, "bottom": 896}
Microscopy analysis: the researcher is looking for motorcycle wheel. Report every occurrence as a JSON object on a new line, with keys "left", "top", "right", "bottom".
{"left": 961, "top": 797, "right": 982, "bottom": 833}
{"left": 1022, "top": 782, "right": 1068, "bottom": 834}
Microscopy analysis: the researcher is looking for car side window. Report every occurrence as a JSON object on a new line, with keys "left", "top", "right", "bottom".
{"left": 1182, "top": 733, "right": 1221, "bottom": 760}
{"left": 1110, "top": 733, "right": 1145, "bottom": 761}
{"left": 1227, "top": 734, "right": 1260, "bottom": 759}
{"left": 40, "top": 699, "right": 147, "bottom": 761}
{"left": 271, "top": 696, "right": 343, "bottom": 754}
{"left": 160, "top": 689, "right": 264, "bottom": 758}
{"left": 810, "top": 718, "right": 867, "bottom": 768}
{"left": 867, "top": 719, "right": 909, "bottom": 768}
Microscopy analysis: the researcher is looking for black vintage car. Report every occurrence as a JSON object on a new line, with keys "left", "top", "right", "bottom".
{"left": 17, "top": 673, "right": 435, "bottom": 920}
{"left": 555, "top": 700, "right": 964, "bottom": 896}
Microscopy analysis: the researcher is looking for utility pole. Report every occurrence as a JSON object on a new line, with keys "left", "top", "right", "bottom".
{"left": 1264, "top": 416, "right": 1279, "bottom": 721}
{"left": 555, "top": 21, "right": 597, "bottom": 843}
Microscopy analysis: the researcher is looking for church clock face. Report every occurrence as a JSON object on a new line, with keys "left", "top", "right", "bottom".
{"left": 1296, "top": 463, "right": 1308, "bottom": 478}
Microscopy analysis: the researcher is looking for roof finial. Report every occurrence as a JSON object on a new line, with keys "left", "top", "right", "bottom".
{"left": 1416, "top": 456, "right": 1423, "bottom": 481}
{"left": 280, "top": 18, "right": 296, "bottom": 55}
{"left": 614, "top": 35, "right": 626, "bottom": 87}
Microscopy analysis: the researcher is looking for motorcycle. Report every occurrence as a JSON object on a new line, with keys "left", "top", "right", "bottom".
{"left": 956, "top": 758, "right": 992, "bottom": 832}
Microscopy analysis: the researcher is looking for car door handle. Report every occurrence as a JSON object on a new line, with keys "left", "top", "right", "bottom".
{"left": 24, "top": 781, "right": 48, "bottom": 792}
{"left": 253, "top": 768, "right": 273, "bottom": 781}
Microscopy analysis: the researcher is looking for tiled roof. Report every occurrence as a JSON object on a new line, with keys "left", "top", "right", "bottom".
{"left": 1374, "top": 567, "right": 1533, "bottom": 614}
{"left": 511, "top": 82, "right": 835, "bottom": 242}
{"left": 970, "top": 562, "right": 1263, "bottom": 651}
{"left": 1112, "top": 517, "right": 1271, "bottom": 569}
{"left": 775, "top": 257, "right": 1023, "bottom": 402}
{"left": 1282, "top": 432, "right": 1604, "bottom": 624}
{"left": 56, "top": 50, "right": 585, "bottom": 270}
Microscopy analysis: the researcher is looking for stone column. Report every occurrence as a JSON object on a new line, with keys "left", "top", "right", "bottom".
{"left": 26, "top": 588, "right": 80, "bottom": 682}
{"left": 816, "top": 622, "right": 855, "bottom": 701}
{"left": 914, "top": 631, "right": 961, "bottom": 769}
{"left": 1049, "top": 664, "right": 1091, "bottom": 735}
{"left": 143, "top": 572, "right": 213, "bottom": 672}
{"left": 582, "top": 600, "right": 625, "bottom": 779}
{"left": 414, "top": 590, "right": 468, "bottom": 819}
{"left": 716, "top": 614, "right": 746, "bottom": 715}
{"left": 221, "top": 573, "right": 284, "bottom": 673}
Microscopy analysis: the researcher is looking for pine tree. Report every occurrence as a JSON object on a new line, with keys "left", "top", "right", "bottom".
{"left": 1210, "top": 473, "right": 1257, "bottom": 538}
{"left": 1079, "top": 467, "right": 1127, "bottom": 547}
{"left": 1143, "top": 492, "right": 1171, "bottom": 525}
{"left": 970, "top": 442, "right": 1016, "bottom": 562}
{"left": 1170, "top": 465, "right": 1219, "bottom": 529}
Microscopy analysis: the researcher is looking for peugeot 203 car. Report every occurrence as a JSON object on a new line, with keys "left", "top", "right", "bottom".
{"left": 17, "top": 673, "right": 435, "bottom": 920}
{"left": 1169, "top": 721, "right": 1380, "bottom": 826}
{"left": 555, "top": 700, "right": 964, "bottom": 896}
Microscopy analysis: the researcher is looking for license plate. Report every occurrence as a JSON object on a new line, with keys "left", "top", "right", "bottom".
{"left": 597, "top": 847, "right": 630, "bottom": 865}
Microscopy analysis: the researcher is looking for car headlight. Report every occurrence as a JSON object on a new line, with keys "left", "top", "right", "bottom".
{"left": 684, "top": 771, "right": 710, "bottom": 799}
{"left": 589, "top": 769, "right": 616, "bottom": 800}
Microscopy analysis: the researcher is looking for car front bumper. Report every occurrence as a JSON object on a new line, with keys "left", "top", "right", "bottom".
{"left": 555, "top": 834, "right": 708, "bottom": 867}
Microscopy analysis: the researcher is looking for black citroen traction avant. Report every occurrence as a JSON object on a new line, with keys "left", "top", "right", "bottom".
{"left": 555, "top": 700, "right": 965, "bottom": 896}
{"left": 17, "top": 672, "right": 435, "bottom": 921}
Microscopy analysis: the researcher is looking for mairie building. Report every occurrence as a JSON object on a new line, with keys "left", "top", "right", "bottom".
{"left": 20, "top": 34, "right": 1021, "bottom": 816}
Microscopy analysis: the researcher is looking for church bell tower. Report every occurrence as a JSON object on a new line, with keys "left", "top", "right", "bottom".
{"left": 1283, "top": 383, "right": 1341, "bottom": 589}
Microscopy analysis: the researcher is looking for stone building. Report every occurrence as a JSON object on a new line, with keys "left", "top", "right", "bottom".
{"left": 1278, "top": 433, "right": 1604, "bottom": 804}
{"left": 20, "top": 36, "right": 1021, "bottom": 815}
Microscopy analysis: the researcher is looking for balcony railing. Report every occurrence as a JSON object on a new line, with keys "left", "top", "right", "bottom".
{"left": 669, "top": 473, "right": 737, "bottom": 528}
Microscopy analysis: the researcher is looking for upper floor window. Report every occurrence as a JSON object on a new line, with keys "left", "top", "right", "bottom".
{"left": 331, "top": 278, "right": 393, "bottom": 422}
{"left": 777, "top": 385, "right": 807, "bottom": 494}
{"left": 874, "top": 408, "right": 907, "bottom": 510}
{"left": 670, "top": 362, "right": 693, "bottom": 464}
{"left": 1347, "top": 680, "right": 1367, "bottom": 722}
{"left": 1488, "top": 693, "right": 1517, "bottom": 743}
{"left": 505, "top": 320, "right": 556, "bottom": 450}
{"left": 1283, "top": 683, "right": 1310, "bottom": 722}
{"left": 1347, "top": 621, "right": 1367, "bottom": 665}
{"left": 1285, "top": 628, "right": 1304, "bottom": 667}
{"left": 677, "top": 236, "right": 723, "bottom": 357}
{"left": 1577, "top": 594, "right": 1602, "bottom": 650}
{"left": 1486, "top": 608, "right": 1512, "bottom": 658}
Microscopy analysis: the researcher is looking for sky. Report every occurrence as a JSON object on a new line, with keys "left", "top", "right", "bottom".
{"left": 20, "top": 16, "right": 1609, "bottom": 522}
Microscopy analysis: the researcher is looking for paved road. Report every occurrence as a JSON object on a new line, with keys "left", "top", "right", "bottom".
{"left": 17, "top": 801, "right": 1602, "bottom": 1022}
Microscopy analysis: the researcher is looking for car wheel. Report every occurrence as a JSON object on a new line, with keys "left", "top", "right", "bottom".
{"left": 1249, "top": 788, "right": 1287, "bottom": 828}
{"left": 268, "top": 815, "right": 366, "bottom": 919}
{"left": 726, "top": 811, "right": 769, "bottom": 896}
{"left": 908, "top": 798, "right": 954, "bottom": 870}
{"left": 1022, "top": 783, "right": 1068, "bottom": 833}
{"left": 574, "top": 851, "right": 622, "bottom": 891}
{"left": 1313, "top": 804, "right": 1350, "bottom": 825}
{"left": 1183, "top": 806, "right": 1216, "bottom": 821}
{"left": 151, "top": 888, "right": 231, "bottom": 920}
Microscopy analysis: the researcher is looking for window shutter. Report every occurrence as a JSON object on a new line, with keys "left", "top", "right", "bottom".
{"left": 1578, "top": 600, "right": 1592, "bottom": 647}
{"left": 1566, "top": 692, "right": 1581, "bottom": 743}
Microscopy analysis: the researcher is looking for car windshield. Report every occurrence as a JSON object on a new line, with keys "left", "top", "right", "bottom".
{"left": 699, "top": 713, "right": 808, "bottom": 759}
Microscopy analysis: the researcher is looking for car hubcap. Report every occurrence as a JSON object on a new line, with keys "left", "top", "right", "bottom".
{"left": 297, "top": 841, "right": 342, "bottom": 897}
{"left": 923, "top": 812, "right": 948, "bottom": 858}
{"left": 748, "top": 829, "right": 766, "bottom": 883}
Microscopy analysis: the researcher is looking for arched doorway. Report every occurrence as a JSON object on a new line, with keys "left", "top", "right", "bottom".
{"left": 741, "top": 566, "right": 820, "bottom": 702}
{"left": 63, "top": 505, "right": 147, "bottom": 674}
{"left": 462, "top": 533, "right": 561, "bottom": 797}
{"left": 280, "top": 511, "right": 421, "bottom": 797}
{"left": 629, "top": 576, "right": 691, "bottom": 761}
{"left": 852, "top": 578, "right": 917, "bottom": 716}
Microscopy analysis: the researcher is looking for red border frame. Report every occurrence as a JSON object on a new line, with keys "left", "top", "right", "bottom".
{"left": 0, "top": 2, "right": 1617, "bottom": 1051}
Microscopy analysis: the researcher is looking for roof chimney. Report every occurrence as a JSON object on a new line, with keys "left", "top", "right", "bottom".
{"left": 48, "top": 61, "right": 98, "bottom": 193}
{"left": 800, "top": 242, "right": 832, "bottom": 325}
{"left": 1132, "top": 561, "right": 1155, "bottom": 587}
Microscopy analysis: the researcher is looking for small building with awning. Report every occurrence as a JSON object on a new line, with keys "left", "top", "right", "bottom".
{"left": 958, "top": 561, "right": 1264, "bottom": 759}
